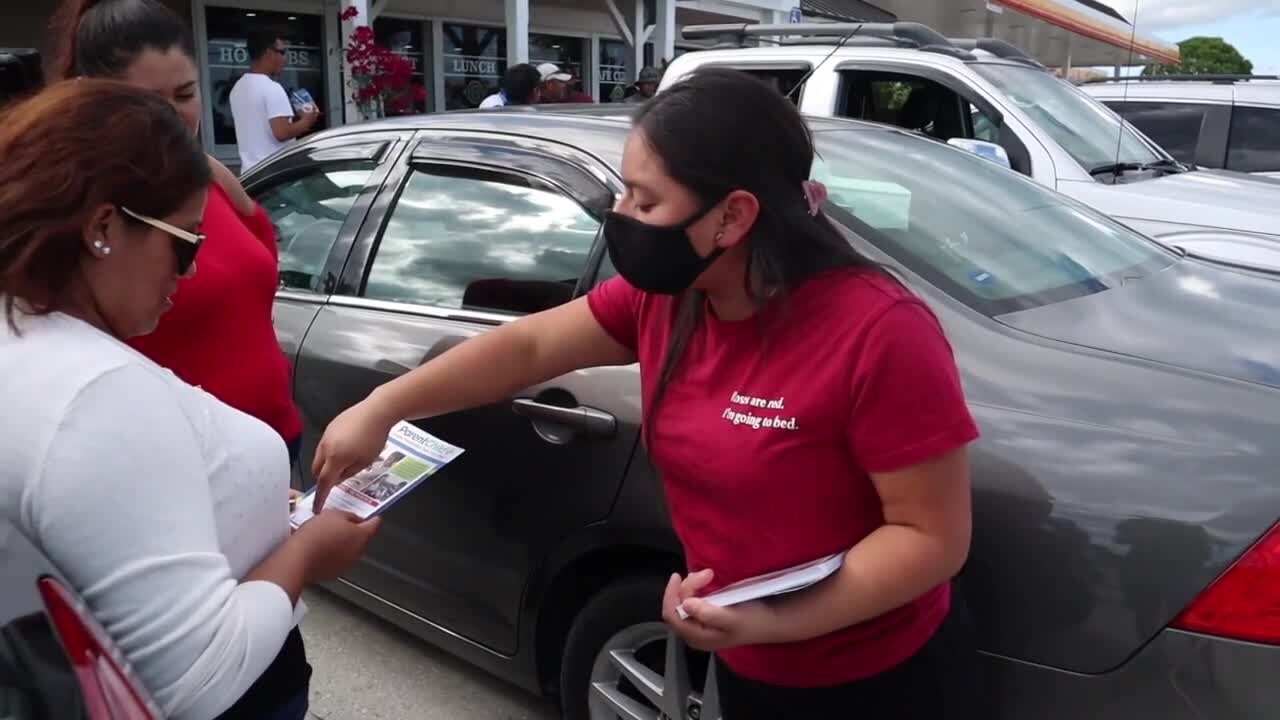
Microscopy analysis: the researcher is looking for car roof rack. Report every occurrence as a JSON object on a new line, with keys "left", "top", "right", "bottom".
{"left": 678, "top": 22, "right": 1058, "bottom": 65}
{"left": 947, "top": 38, "right": 1046, "bottom": 68}
{"left": 680, "top": 21, "right": 974, "bottom": 58}
{"left": 1080, "top": 74, "right": 1280, "bottom": 85}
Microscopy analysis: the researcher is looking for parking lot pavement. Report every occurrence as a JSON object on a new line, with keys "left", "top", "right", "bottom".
{"left": 300, "top": 588, "right": 561, "bottom": 720}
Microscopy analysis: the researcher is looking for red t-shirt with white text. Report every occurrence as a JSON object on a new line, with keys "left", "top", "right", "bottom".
{"left": 587, "top": 267, "right": 979, "bottom": 687}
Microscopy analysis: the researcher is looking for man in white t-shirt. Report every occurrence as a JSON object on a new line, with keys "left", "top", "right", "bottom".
{"left": 229, "top": 30, "right": 320, "bottom": 172}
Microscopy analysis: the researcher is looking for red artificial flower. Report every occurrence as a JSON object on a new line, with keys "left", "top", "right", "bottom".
{"left": 340, "top": 6, "right": 359, "bottom": 20}
{"left": 343, "top": 20, "right": 425, "bottom": 114}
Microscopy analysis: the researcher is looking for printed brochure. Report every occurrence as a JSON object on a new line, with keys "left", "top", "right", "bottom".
{"left": 289, "top": 88, "right": 317, "bottom": 114}
{"left": 676, "top": 552, "right": 845, "bottom": 619}
{"left": 290, "top": 421, "right": 464, "bottom": 529}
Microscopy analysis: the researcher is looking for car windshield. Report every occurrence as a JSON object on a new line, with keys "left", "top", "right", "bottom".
{"left": 970, "top": 63, "right": 1166, "bottom": 172}
{"left": 810, "top": 126, "right": 1176, "bottom": 315}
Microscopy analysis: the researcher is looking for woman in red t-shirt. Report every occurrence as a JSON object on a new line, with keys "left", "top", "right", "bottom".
{"left": 311, "top": 67, "right": 980, "bottom": 717}
{"left": 54, "top": 0, "right": 303, "bottom": 460}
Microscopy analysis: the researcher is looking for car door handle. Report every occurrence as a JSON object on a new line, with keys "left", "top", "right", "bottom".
{"left": 511, "top": 398, "right": 616, "bottom": 437}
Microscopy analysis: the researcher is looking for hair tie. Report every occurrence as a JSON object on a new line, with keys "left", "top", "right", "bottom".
{"left": 802, "top": 179, "right": 828, "bottom": 217}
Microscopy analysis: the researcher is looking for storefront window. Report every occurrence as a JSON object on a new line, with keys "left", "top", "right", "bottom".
{"left": 530, "top": 34, "right": 587, "bottom": 100}
{"left": 205, "top": 7, "right": 327, "bottom": 147}
{"left": 442, "top": 24, "right": 505, "bottom": 110}
{"left": 599, "top": 39, "right": 653, "bottom": 103}
{"left": 375, "top": 18, "right": 429, "bottom": 115}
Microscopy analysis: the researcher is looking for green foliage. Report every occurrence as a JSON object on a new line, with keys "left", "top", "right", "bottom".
{"left": 1143, "top": 36, "right": 1253, "bottom": 76}
{"left": 872, "top": 81, "right": 913, "bottom": 111}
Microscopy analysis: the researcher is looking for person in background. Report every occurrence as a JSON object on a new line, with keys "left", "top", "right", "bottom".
{"left": 308, "top": 67, "right": 979, "bottom": 718}
{"left": 53, "top": 0, "right": 306, "bottom": 465}
{"left": 478, "top": 62, "right": 541, "bottom": 108}
{"left": 229, "top": 29, "right": 320, "bottom": 172}
{"left": 537, "top": 62, "right": 593, "bottom": 103}
{"left": 625, "top": 66, "right": 660, "bottom": 103}
{"left": 564, "top": 66, "right": 595, "bottom": 102}
{"left": 0, "top": 78, "right": 379, "bottom": 720}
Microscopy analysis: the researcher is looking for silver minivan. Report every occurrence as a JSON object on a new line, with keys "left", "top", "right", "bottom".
{"left": 1081, "top": 75, "right": 1280, "bottom": 179}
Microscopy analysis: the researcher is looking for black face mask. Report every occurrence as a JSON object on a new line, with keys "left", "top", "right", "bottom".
{"left": 603, "top": 204, "right": 724, "bottom": 295}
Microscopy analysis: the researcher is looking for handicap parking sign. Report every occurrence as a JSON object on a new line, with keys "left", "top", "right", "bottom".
{"left": 788, "top": 6, "right": 802, "bottom": 22}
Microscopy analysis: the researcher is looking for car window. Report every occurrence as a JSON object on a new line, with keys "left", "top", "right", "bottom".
{"left": 705, "top": 65, "right": 809, "bottom": 104}
{"left": 971, "top": 63, "right": 1165, "bottom": 172}
{"left": 970, "top": 104, "right": 1000, "bottom": 143}
{"left": 256, "top": 161, "right": 377, "bottom": 291}
{"left": 364, "top": 165, "right": 601, "bottom": 315}
{"left": 1103, "top": 101, "right": 1207, "bottom": 165}
{"left": 1227, "top": 105, "right": 1280, "bottom": 173}
{"left": 866, "top": 78, "right": 920, "bottom": 124}
{"left": 840, "top": 72, "right": 966, "bottom": 141}
{"left": 810, "top": 127, "right": 1175, "bottom": 315}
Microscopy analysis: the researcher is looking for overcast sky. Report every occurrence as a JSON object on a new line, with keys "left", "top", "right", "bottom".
{"left": 1104, "top": 0, "right": 1280, "bottom": 73}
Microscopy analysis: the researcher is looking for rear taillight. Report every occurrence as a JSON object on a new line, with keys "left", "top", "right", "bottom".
{"left": 1172, "top": 521, "right": 1280, "bottom": 644}
{"left": 37, "top": 575, "right": 161, "bottom": 720}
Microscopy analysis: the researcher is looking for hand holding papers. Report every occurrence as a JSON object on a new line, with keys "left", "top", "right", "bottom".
{"left": 675, "top": 552, "right": 845, "bottom": 620}
{"left": 291, "top": 421, "right": 464, "bottom": 529}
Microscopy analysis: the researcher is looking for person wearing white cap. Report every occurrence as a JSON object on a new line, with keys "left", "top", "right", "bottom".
{"left": 535, "top": 62, "right": 571, "bottom": 101}
{"left": 536, "top": 62, "right": 593, "bottom": 103}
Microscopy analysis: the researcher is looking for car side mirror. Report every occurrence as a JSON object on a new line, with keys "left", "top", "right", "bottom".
{"left": 947, "top": 138, "right": 1012, "bottom": 170}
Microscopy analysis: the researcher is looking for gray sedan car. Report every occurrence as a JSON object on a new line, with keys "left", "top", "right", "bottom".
{"left": 240, "top": 106, "right": 1280, "bottom": 720}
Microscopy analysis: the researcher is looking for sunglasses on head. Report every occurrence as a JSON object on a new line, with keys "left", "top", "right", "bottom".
{"left": 120, "top": 206, "right": 205, "bottom": 275}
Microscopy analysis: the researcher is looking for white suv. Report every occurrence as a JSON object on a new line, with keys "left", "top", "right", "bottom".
{"left": 1080, "top": 75, "right": 1280, "bottom": 178}
{"left": 659, "top": 23, "right": 1280, "bottom": 271}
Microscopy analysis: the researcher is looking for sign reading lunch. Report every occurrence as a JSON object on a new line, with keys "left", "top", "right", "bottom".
{"left": 444, "top": 54, "right": 501, "bottom": 78}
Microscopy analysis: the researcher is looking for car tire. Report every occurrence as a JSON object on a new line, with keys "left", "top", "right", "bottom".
{"left": 560, "top": 574, "right": 669, "bottom": 720}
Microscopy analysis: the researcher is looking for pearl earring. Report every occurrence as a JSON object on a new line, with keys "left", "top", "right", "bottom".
{"left": 93, "top": 240, "right": 111, "bottom": 255}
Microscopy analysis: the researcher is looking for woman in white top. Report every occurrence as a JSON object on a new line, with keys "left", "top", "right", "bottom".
{"left": 0, "top": 79, "right": 380, "bottom": 720}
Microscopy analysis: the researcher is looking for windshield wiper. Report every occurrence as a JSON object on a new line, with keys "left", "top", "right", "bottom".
{"left": 1089, "top": 159, "right": 1190, "bottom": 177}
{"left": 1142, "top": 158, "right": 1191, "bottom": 173}
{"left": 1089, "top": 161, "right": 1144, "bottom": 176}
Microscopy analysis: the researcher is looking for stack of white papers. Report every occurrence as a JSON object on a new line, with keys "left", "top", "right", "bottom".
{"left": 677, "top": 552, "right": 845, "bottom": 619}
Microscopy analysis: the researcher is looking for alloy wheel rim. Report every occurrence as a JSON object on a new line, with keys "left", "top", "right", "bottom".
{"left": 586, "top": 622, "right": 720, "bottom": 720}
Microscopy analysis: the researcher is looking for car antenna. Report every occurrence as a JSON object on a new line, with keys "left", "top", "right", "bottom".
{"left": 1110, "top": 0, "right": 1142, "bottom": 180}
{"left": 784, "top": 24, "right": 864, "bottom": 103}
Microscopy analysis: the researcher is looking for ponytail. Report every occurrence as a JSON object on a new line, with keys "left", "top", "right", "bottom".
{"left": 51, "top": 0, "right": 194, "bottom": 80}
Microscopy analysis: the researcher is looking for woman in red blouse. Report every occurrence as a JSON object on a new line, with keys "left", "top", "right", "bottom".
{"left": 54, "top": 0, "right": 302, "bottom": 459}
{"left": 311, "top": 67, "right": 980, "bottom": 718}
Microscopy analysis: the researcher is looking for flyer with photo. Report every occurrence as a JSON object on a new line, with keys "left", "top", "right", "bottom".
{"left": 290, "top": 421, "right": 464, "bottom": 529}
{"left": 289, "top": 88, "right": 317, "bottom": 114}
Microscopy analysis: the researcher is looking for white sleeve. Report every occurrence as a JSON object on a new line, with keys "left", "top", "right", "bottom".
{"left": 24, "top": 364, "right": 295, "bottom": 720}
{"left": 264, "top": 80, "right": 296, "bottom": 121}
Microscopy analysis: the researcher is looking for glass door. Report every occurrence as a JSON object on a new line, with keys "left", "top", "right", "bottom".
{"left": 375, "top": 18, "right": 430, "bottom": 115}
{"left": 205, "top": 6, "right": 327, "bottom": 167}
{"left": 530, "top": 33, "right": 588, "bottom": 101}
{"left": 441, "top": 24, "right": 506, "bottom": 110}
{"left": 599, "top": 39, "right": 653, "bottom": 103}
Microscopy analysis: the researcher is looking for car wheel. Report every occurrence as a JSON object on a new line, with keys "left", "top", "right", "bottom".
{"left": 560, "top": 576, "right": 715, "bottom": 720}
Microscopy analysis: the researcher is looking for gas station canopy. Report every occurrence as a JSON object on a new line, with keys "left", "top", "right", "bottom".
{"left": 799, "top": 0, "right": 1180, "bottom": 67}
